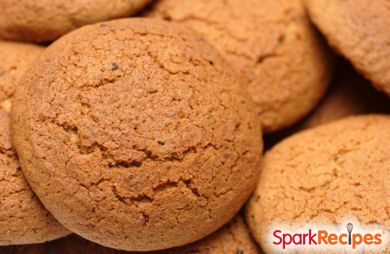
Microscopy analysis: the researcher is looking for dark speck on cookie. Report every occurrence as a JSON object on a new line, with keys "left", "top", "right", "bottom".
{"left": 111, "top": 62, "right": 119, "bottom": 71}
{"left": 157, "top": 140, "right": 165, "bottom": 145}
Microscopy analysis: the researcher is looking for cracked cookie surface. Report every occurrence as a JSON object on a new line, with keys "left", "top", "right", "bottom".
{"left": 0, "top": 110, "right": 70, "bottom": 245}
{"left": 145, "top": 0, "right": 334, "bottom": 133}
{"left": 246, "top": 115, "right": 390, "bottom": 253}
{"left": 11, "top": 18, "right": 263, "bottom": 251}
{"left": 51, "top": 216, "right": 259, "bottom": 254}
{"left": 0, "top": 42, "right": 69, "bottom": 245}
{"left": 306, "top": 0, "right": 390, "bottom": 96}
{"left": 0, "top": 0, "right": 152, "bottom": 42}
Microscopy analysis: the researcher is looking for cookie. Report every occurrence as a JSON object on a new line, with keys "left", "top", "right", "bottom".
{"left": 11, "top": 18, "right": 263, "bottom": 251}
{"left": 145, "top": 0, "right": 334, "bottom": 133}
{"left": 51, "top": 216, "right": 259, "bottom": 254}
{"left": 0, "top": 42, "right": 69, "bottom": 245}
{"left": 0, "top": 0, "right": 152, "bottom": 42}
{"left": 264, "top": 63, "right": 390, "bottom": 150}
{"left": 246, "top": 115, "right": 390, "bottom": 253}
{"left": 302, "top": 64, "right": 390, "bottom": 129}
{"left": 0, "top": 41, "right": 44, "bottom": 103}
{"left": 306, "top": 0, "right": 390, "bottom": 96}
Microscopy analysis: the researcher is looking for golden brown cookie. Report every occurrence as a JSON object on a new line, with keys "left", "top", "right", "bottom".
{"left": 0, "top": 42, "right": 69, "bottom": 245}
{"left": 0, "top": 110, "right": 69, "bottom": 245}
{"left": 302, "top": 64, "right": 390, "bottom": 129}
{"left": 159, "top": 216, "right": 260, "bottom": 254}
{"left": 52, "top": 216, "right": 260, "bottom": 254}
{"left": 0, "top": 41, "right": 44, "bottom": 103}
{"left": 0, "top": 0, "right": 152, "bottom": 42}
{"left": 11, "top": 18, "right": 263, "bottom": 251}
{"left": 263, "top": 63, "right": 390, "bottom": 150}
{"left": 246, "top": 115, "right": 390, "bottom": 253}
{"left": 145, "top": 0, "right": 334, "bottom": 133}
{"left": 306, "top": 0, "right": 390, "bottom": 96}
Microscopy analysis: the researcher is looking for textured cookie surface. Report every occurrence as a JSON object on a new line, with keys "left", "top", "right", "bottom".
{"left": 247, "top": 115, "right": 390, "bottom": 253}
{"left": 146, "top": 0, "right": 334, "bottom": 133}
{"left": 0, "top": 42, "right": 69, "bottom": 245}
{"left": 11, "top": 18, "right": 263, "bottom": 251}
{"left": 306, "top": 0, "right": 390, "bottom": 95}
{"left": 0, "top": 41, "right": 44, "bottom": 103}
{"left": 0, "top": 0, "right": 152, "bottom": 42}
{"left": 52, "top": 216, "right": 259, "bottom": 254}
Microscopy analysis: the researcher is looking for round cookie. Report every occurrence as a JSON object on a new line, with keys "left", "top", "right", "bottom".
{"left": 0, "top": 42, "right": 69, "bottom": 245}
{"left": 52, "top": 216, "right": 260, "bottom": 254}
{"left": 0, "top": 0, "right": 152, "bottom": 42}
{"left": 145, "top": 0, "right": 334, "bottom": 133}
{"left": 306, "top": 0, "right": 390, "bottom": 96}
{"left": 246, "top": 115, "right": 390, "bottom": 253}
{"left": 11, "top": 18, "right": 263, "bottom": 251}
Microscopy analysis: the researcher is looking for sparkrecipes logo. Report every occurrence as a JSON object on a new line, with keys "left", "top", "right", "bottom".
{"left": 268, "top": 221, "right": 388, "bottom": 252}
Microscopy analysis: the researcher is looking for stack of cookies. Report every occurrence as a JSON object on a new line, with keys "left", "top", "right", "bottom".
{"left": 0, "top": 0, "right": 388, "bottom": 253}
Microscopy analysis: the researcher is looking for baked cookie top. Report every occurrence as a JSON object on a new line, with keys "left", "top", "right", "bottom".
{"left": 306, "top": 0, "right": 390, "bottom": 96}
{"left": 0, "top": 0, "right": 152, "bottom": 42}
{"left": 0, "top": 42, "right": 69, "bottom": 245}
{"left": 246, "top": 115, "right": 390, "bottom": 253}
{"left": 11, "top": 18, "right": 263, "bottom": 251}
{"left": 145, "top": 0, "right": 334, "bottom": 133}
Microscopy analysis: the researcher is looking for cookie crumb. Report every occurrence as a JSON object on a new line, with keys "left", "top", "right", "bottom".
{"left": 237, "top": 248, "right": 244, "bottom": 254}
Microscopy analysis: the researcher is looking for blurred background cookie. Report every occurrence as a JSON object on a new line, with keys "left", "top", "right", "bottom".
{"left": 145, "top": 0, "right": 334, "bottom": 133}
{"left": 247, "top": 115, "right": 390, "bottom": 253}
{"left": 264, "top": 62, "right": 390, "bottom": 150}
{"left": 0, "top": 0, "right": 153, "bottom": 42}
{"left": 48, "top": 216, "right": 259, "bottom": 254}
{"left": 0, "top": 41, "right": 43, "bottom": 104}
{"left": 301, "top": 63, "right": 390, "bottom": 129}
{"left": 11, "top": 18, "right": 263, "bottom": 251}
{"left": 306, "top": 0, "right": 390, "bottom": 96}
{"left": 0, "top": 42, "right": 69, "bottom": 245}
